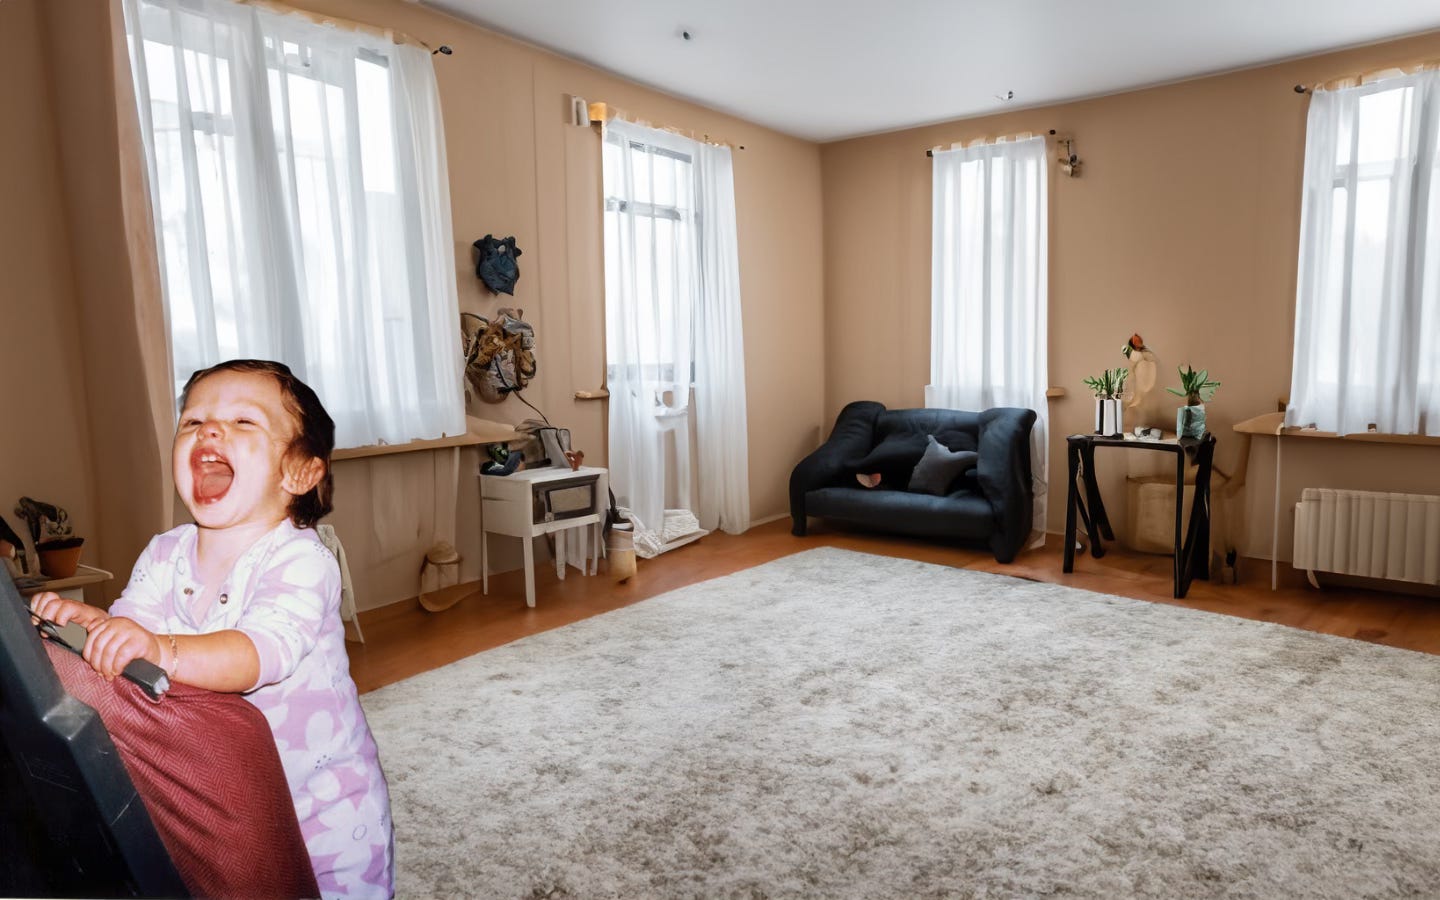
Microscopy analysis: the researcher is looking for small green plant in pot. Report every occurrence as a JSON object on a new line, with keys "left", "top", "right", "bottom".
{"left": 1167, "top": 365, "right": 1219, "bottom": 439}
{"left": 1082, "top": 367, "right": 1129, "bottom": 437}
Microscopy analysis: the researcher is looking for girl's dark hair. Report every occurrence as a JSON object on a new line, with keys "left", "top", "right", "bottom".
{"left": 179, "top": 359, "right": 336, "bottom": 529}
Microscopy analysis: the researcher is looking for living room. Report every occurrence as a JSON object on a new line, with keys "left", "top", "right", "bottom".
{"left": 4, "top": 0, "right": 1440, "bottom": 895}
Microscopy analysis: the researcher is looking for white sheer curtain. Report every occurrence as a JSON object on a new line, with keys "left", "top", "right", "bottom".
{"left": 927, "top": 135, "right": 1049, "bottom": 534}
{"left": 1289, "top": 71, "right": 1440, "bottom": 436}
{"left": 603, "top": 120, "right": 750, "bottom": 545}
{"left": 693, "top": 141, "right": 750, "bottom": 534}
{"left": 123, "top": 0, "right": 465, "bottom": 448}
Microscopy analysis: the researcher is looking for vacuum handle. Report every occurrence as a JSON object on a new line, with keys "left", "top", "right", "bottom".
{"left": 35, "top": 618, "right": 171, "bottom": 701}
{"left": 121, "top": 658, "right": 171, "bottom": 701}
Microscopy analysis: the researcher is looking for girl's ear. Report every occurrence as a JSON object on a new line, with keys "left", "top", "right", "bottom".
{"left": 281, "top": 455, "right": 326, "bottom": 497}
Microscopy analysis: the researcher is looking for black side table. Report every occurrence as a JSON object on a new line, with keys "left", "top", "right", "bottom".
{"left": 1062, "top": 432, "right": 1216, "bottom": 599}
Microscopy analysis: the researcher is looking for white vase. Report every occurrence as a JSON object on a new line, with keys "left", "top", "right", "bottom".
{"left": 1094, "top": 398, "right": 1124, "bottom": 437}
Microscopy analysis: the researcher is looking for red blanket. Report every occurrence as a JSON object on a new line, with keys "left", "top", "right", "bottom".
{"left": 47, "top": 644, "right": 319, "bottom": 899}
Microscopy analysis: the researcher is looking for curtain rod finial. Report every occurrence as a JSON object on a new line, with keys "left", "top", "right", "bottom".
{"left": 1294, "top": 84, "right": 1309, "bottom": 94}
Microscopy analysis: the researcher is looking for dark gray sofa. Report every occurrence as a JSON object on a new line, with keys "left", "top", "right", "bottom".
{"left": 789, "top": 402, "right": 1036, "bottom": 563}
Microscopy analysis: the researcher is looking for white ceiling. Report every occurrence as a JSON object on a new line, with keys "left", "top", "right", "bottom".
{"left": 420, "top": 0, "right": 1440, "bottom": 143}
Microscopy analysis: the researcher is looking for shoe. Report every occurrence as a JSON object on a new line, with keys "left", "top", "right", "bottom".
{"left": 481, "top": 450, "right": 523, "bottom": 476}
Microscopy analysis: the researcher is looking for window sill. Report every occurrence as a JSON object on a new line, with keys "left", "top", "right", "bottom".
{"left": 332, "top": 416, "right": 520, "bottom": 462}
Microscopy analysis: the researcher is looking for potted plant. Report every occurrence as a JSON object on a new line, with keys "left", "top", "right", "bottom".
{"left": 1166, "top": 365, "right": 1220, "bottom": 439}
{"left": 14, "top": 497, "right": 84, "bottom": 579}
{"left": 1082, "top": 367, "right": 1129, "bottom": 437}
{"left": 36, "top": 537, "right": 84, "bottom": 579}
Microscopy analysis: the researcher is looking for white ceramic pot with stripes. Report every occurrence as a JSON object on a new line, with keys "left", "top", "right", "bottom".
{"left": 1094, "top": 398, "right": 1124, "bottom": 438}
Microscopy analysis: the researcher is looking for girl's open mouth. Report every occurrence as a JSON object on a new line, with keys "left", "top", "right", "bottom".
{"left": 191, "top": 446, "right": 234, "bottom": 504}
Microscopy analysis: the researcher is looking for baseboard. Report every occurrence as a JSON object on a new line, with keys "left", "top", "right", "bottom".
{"left": 1304, "top": 570, "right": 1440, "bottom": 598}
{"left": 357, "top": 578, "right": 486, "bottom": 622}
{"left": 749, "top": 512, "right": 791, "bottom": 528}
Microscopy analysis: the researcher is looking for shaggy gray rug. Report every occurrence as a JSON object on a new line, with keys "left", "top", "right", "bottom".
{"left": 360, "top": 548, "right": 1440, "bottom": 899}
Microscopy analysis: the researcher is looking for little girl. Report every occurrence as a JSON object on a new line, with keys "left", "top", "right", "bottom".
{"left": 31, "top": 359, "right": 394, "bottom": 899}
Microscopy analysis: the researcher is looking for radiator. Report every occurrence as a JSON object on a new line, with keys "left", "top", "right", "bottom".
{"left": 1293, "top": 488, "right": 1440, "bottom": 586}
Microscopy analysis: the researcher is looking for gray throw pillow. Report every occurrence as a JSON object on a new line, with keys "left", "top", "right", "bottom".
{"left": 908, "top": 435, "right": 979, "bottom": 495}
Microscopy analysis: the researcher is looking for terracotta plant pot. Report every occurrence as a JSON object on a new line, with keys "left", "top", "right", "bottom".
{"left": 37, "top": 538, "right": 84, "bottom": 579}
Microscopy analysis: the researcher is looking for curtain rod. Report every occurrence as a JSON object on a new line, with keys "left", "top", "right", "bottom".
{"left": 586, "top": 101, "right": 746, "bottom": 151}
{"left": 1293, "top": 56, "right": 1440, "bottom": 94}
{"left": 925, "top": 129, "right": 1061, "bottom": 157}
{"left": 232, "top": 0, "right": 452, "bottom": 55}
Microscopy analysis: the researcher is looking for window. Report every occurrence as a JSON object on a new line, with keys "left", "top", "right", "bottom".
{"left": 600, "top": 118, "right": 750, "bottom": 541}
{"left": 928, "top": 136, "right": 1050, "bottom": 533}
{"left": 124, "top": 0, "right": 464, "bottom": 448}
{"left": 1289, "top": 72, "right": 1440, "bottom": 436}
{"left": 602, "top": 133, "right": 696, "bottom": 393}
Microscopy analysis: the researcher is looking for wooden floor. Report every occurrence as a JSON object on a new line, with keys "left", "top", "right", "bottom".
{"left": 346, "top": 519, "right": 1440, "bottom": 693}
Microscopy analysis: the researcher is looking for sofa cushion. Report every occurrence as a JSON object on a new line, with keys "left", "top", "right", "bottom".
{"left": 873, "top": 412, "right": 979, "bottom": 484}
{"left": 805, "top": 486, "right": 995, "bottom": 541}
{"left": 876, "top": 408, "right": 982, "bottom": 442}
{"left": 908, "top": 436, "right": 979, "bottom": 495}
{"left": 936, "top": 430, "right": 979, "bottom": 453}
{"left": 853, "top": 433, "right": 928, "bottom": 487}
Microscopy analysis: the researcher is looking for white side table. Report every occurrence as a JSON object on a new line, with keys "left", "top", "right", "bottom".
{"left": 479, "top": 465, "right": 609, "bottom": 608}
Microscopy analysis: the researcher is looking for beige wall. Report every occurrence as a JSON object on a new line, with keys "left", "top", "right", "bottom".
{"left": 0, "top": 0, "right": 176, "bottom": 595}
{"left": 4, "top": 0, "right": 826, "bottom": 610}
{"left": 38, "top": 0, "right": 175, "bottom": 594}
{"left": 0, "top": 0, "right": 99, "bottom": 587}
{"left": 821, "top": 30, "right": 1440, "bottom": 559}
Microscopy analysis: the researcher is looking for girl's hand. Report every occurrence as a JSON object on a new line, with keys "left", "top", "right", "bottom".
{"left": 29, "top": 593, "right": 109, "bottom": 631}
{"left": 83, "top": 617, "right": 162, "bottom": 681}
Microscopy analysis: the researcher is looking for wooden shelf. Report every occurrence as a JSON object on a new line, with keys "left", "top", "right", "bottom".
{"left": 1234, "top": 412, "right": 1440, "bottom": 447}
{"left": 1234, "top": 411, "right": 1440, "bottom": 593}
{"left": 333, "top": 416, "right": 520, "bottom": 461}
